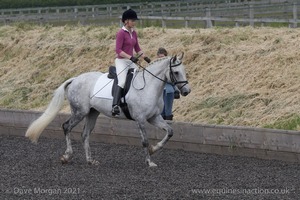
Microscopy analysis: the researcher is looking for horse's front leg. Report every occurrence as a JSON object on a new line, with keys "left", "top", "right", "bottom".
{"left": 147, "top": 115, "right": 173, "bottom": 155}
{"left": 137, "top": 121, "right": 157, "bottom": 167}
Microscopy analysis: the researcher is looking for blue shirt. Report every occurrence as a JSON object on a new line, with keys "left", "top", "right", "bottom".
{"left": 164, "top": 83, "right": 175, "bottom": 93}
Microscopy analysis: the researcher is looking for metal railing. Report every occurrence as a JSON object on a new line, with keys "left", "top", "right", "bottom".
{"left": 0, "top": 0, "right": 299, "bottom": 28}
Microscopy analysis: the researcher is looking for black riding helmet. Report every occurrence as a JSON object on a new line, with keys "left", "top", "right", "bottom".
{"left": 122, "top": 9, "right": 139, "bottom": 23}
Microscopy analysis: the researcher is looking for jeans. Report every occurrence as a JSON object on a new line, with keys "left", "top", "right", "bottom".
{"left": 161, "top": 90, "right": 174, "bottom": 118}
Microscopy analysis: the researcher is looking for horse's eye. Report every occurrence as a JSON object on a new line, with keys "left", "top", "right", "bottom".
{"left": 174, "top": 72, "right": 179, "bottom": 75}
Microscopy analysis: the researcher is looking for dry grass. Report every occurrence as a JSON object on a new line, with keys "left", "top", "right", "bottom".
{"left": 1, "top": 23, "right": 300, "bottom": 130}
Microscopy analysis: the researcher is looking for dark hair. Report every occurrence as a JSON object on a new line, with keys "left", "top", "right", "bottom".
{"left": 157, "top": 47, "right": 168, "bottom": 56}
{"left": 122, "top": 9, "right": 139, "bottom": 23}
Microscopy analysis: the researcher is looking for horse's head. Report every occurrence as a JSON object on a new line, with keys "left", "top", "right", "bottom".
{"left": 167, "top": 53, "right": 191, "bottom": 96}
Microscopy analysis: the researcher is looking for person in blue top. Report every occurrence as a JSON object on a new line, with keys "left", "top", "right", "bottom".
{"left": 157, "top": 47, "right": 180, "bottom": 120}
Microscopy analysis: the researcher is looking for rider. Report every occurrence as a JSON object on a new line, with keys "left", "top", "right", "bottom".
{"left": 112, "top": 8, "right": 151, "bottom": 116}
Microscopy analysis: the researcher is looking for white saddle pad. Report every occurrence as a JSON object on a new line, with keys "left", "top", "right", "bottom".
{"left": 92, "top": 73, "right": 114, "bottom": 99}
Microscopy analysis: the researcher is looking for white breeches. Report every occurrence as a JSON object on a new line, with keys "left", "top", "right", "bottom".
{"left": 115, "top": 58, "right": 137, "bottom": 88}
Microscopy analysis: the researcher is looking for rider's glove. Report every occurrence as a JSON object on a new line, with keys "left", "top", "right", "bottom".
{"left": 130, "top": 56, "right": 139, "bottom": 63}
{"left": 144, "top": 57, "right": 151, "bottom": 63}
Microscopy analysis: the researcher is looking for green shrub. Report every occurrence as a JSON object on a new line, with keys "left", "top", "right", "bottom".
{"left": 263, "top": 114, "right": 300, "bottom": 131}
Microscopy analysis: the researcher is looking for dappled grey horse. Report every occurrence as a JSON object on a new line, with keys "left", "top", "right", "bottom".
{"left": 25, "top": 53, "right": 191, "bottom": 167}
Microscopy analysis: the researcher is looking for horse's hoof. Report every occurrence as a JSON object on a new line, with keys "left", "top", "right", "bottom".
{"left": 146, "top": 159, "right": 157, "bottom": 167}
{"left": 60, "top": 156, "right": 69, "bottom": 164}
{"left": 88, "top": 160, "right": 100, "bottom": 165}
{"left": 149, "top": 162, "right": 158, "bottom": 167}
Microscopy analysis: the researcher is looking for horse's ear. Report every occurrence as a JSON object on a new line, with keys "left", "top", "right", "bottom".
{"left": 178, "top": 52, "right": 184, "bottom": 60}
{"left": 172, "top": 55, "right": 177, "bottom": 63}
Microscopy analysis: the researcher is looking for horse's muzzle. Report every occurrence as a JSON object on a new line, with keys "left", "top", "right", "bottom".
{"left": 180, "top": 86, "right": 191, "bottom": 96}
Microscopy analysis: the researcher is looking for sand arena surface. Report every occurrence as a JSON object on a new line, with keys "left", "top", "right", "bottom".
{"left": 0, "top": 135, "right": 299, "bottom": 199}
{"left": 1, "top": 25, "right": 300, "bottom": 129}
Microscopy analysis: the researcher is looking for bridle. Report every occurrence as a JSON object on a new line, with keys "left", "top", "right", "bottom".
{"left": 134, "top": 56, "right": 189, "bottom": 90}
{"left": 168, "top": 58, "right": 189, "bottom": 90}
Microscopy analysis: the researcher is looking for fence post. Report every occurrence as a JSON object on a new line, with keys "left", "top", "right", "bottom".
{"left": 249, "top": 4, "right": 254, "bottom": 26}
{"left": 292, "top": 2, "right": 297, "bottom": 28}
{"left": 178, "top": 2, "right": 181, "bottom": 13}
{"left": 161, "top": 3, "right": 164, "bottom": 15}
{"left": 150, "top": 3, "right": 154, "bottom": 15}
{"left": 185, "top": 17, "right": 189, "bottom": 28}
{"left": 185, "top": 20, "right": 189, "bottom": 28}
{"left": 74, "top": 8, "right": 78, "bottom": 19}
{"left": 162, "top": 19, "right": 166, "bottom": 28}
{"left": 107, "top": 6, "right": 112, "bottom": 17}
{"left": 205, "top": 7, "right": 213, "bottom": 28}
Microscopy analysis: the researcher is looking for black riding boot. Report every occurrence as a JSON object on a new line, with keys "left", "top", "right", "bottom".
{"left": 112, "top": 86, "right": 123, "bottom": 116}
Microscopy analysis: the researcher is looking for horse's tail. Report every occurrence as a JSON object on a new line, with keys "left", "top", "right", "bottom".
{"left": 25, "top": 77, "right": 75, "bottom": 143}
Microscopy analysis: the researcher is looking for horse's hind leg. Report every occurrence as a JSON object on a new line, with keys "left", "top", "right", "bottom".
{"left": 147, "top": 115, "right": 173, "bottom": 155}
{"left": 137, "top": 121, "right": 157, "bottom": 167}
{"left": 82, "top": 108, "right": 100, "bottom": 165}
{"left": 61, "top": 111, "right": 85, "bottom": 164}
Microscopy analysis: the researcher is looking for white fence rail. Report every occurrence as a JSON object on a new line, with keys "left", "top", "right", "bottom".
{"left": 0, "top": 0, "right": 299, "bottom": 28}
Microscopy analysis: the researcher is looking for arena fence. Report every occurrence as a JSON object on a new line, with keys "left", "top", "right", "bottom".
{"left": 0, "top": 0, "right": 299, "bottom": 28}
{"left": 1, "top": 109, "right": 300, "bottom": 162}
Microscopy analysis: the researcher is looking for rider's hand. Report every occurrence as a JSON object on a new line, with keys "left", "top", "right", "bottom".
{"left": 144, "top": 57, "right": 151, "bottom": 63}
{"left": 130, "top": 56, "right": 139, "bottom": 63}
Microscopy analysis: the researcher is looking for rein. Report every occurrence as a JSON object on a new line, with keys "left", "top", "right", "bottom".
{"left": 133, "top": 57, "right": 188, "bottom": 90}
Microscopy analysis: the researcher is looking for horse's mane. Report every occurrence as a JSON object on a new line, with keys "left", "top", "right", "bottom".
{"left": 136, "top": 56, "right": 169, "bottom": 73}
{"left": 147, "top": 56, "right": 170, "bottom": 67}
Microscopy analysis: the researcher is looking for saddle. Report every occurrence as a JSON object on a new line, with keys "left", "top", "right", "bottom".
{"left": 107, "top": 66, "right": 134, "bottom": 120}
